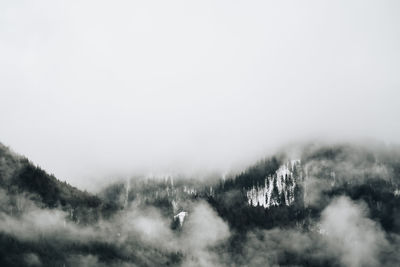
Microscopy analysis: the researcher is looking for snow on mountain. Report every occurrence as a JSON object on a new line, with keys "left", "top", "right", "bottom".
{"left": 246, "top": 160, "right": 301, "bottom": 208}
{"left": 394, "top": 189, "right": 400, "bottom": 197}
{"left": 174, "top": 211, "right": 188, "bottom": 226}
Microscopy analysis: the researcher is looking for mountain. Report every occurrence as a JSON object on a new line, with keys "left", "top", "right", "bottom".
{"left": 106, "top": 142, "right": 400, "bottom": 233}
{"left": 0, "top": 142, "right": 122, "bottom": 223}
{"left": 0, "top": 142, "right": 185, "bottom": 266}
{"left": 211, "top": 143, "right": 400, "bottom": 232}
{"left": 1, "top": 141, "right": 400, "bottom": 266}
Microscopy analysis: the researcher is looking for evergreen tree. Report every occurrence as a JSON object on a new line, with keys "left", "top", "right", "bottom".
{"left": 271, "top": 175, "right": 280, "bottom": 206}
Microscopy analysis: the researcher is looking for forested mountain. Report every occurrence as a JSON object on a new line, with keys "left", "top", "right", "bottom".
{"left": 1, "top": 141, "right": 400, "bottom": 266}
{"left": 0, "top": 143, "right": 119, "bottom": 222}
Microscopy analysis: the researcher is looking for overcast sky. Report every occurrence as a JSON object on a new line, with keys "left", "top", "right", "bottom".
{"left": 1, "top": 0, "right": 399, "bottom": 189}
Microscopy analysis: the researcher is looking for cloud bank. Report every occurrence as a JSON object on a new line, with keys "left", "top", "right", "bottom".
{"left": 1, "top": 1, "right": 400, "bottom": 188}
{"left": 1, "top": 179, "right": 400, "bottom": 267}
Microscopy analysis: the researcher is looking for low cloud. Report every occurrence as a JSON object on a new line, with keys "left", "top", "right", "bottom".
{"left": 0, "top": 189, "right": 231, "bottom": 266}
{"left": 181, "top": 202, "right": 231, "bottom": 266}
{"left": 320, "top": 196, "right": 388, "bottom": 267}
{"left": 231, "top": 196, "right": 397, "bottom": 267}
{"left": 1, "top": 143, "right": 400, "bottom": 266}
{"left": 24, "top": 253, "right": 41, "bottom": 266}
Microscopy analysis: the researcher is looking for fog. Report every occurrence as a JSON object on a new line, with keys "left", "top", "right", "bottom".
{"left": 1, "top": 0, "right": 400, "bottom": 189}
{"left": 2, "top": 184, "right": 399, "bottom": 266}
{"left": 0, "top": 186, "right": 233, "bottom": 266}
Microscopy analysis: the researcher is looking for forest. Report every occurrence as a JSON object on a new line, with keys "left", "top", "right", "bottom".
{"left": 1, "top": 141, "right": 400, "bottom": 266}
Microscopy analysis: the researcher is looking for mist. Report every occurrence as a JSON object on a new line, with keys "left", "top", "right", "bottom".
{"left": 1, "top": 0, "right": 400, "bottom": 189}
{"left": 2, "top": 184, "right": 399, "bottom": 266}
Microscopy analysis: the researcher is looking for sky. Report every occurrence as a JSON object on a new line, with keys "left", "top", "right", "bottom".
{"left": 1, "top": 0, "right": 400, "bottom": 189}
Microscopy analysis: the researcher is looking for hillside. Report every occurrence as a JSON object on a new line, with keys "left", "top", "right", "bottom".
{"left": 0, "top": 142, "right": 119, "bottom": 223}
{"left": 1, "top": 141, "right": 400, "bottom": 266}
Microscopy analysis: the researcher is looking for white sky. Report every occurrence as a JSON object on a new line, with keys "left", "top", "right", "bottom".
{"left": 1, "top": 0, "right": 399, "bottom": 189}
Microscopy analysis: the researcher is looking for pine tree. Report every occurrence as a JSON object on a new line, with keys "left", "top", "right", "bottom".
{"left": 271, "top": 175, "right": 280, "bottom": 206}
{"left": 280, "top": 190, "right": 286, "bottom": 206}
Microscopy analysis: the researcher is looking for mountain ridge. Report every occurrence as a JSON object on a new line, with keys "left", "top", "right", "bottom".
{"left": 1, "top": 141, "right": 400, "bottom": 266}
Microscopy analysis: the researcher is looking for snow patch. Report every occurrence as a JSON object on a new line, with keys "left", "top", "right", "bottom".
{"left": 246, "top": 159, "right": 301, "bottom": 208}
{"left": 174, "top": 211, "right": 188, "bottom": 226}
{"left": 394, "top": 189, "right": 400, "bottom": 197}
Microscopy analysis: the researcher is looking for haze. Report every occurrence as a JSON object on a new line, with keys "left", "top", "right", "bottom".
{"left": 1, "top": 0, "right": 399, "bottom": 189}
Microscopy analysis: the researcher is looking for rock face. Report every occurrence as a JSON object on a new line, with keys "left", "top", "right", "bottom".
{"left": 246, "top": 160, "right": 301, "bottom": 208}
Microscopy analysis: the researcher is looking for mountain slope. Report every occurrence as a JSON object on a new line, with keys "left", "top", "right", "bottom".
{"left": 1, "top": 141, "right": 400, "bottom": 266}
{"left": 0, "top": 142, "right": 120, "bottom": 223}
